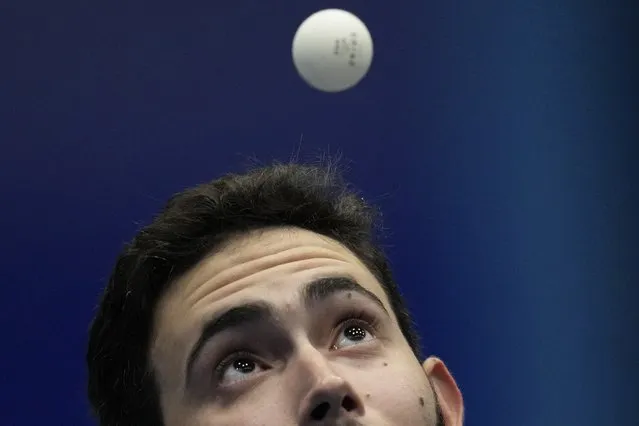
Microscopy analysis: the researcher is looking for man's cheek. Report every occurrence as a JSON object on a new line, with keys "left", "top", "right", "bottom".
{"left": 355, "top": 363, "right": 429, "bottom": 415}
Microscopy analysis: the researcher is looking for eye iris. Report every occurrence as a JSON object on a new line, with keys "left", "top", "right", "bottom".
{"left": 345, "top": 325, "right": 366, "bottom": 341}
{"left": 233, "top": 359, "right": 255, "bottom": 373}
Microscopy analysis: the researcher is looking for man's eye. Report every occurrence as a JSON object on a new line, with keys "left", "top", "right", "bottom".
{"left": 215, "top": 353, "right": 266, "bottom": 385}
{"left": 333, "top": 321, "right": 375, "bottom": 349}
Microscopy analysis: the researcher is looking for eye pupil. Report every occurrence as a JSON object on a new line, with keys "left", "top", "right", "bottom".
{"left": 344, "top": 325, "right": 366, "bottom": 341}
{"left": 233, "top": 359, "right": 255, "bottom": 373}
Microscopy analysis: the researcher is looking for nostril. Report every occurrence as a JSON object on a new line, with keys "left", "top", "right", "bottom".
{"left": 342, "top": 395, "right": 356, "bottom": 412}
{"left": 310, "top": 402, "right": 330, "bottom": 420}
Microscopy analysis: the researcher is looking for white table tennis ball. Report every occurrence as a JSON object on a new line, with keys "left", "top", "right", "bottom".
{"left": 292, "top": 9, "right": 373, "bottom": 92}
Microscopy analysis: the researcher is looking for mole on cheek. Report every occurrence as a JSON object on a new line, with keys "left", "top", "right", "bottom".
{"left": 347, "top": 292, "right": 352, "bottom": 299}
{"left": 366, "top": 393, "right": 371, "bottom": 399}
{"left": 383, "top": 362, "right": 388, "bottom": 366}
{"left": 419, "top": 397, "right": 425, "bottom": 406}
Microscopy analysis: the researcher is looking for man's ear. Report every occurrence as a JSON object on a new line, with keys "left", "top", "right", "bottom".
{"left": 423, "top": 357, "right": 464, "bottom": 426}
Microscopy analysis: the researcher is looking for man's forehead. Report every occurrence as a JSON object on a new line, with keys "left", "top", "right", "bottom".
{"left": 207, "top": 227, "right": 357, "bottom": 264}
{"left": 155, "top": 227, "right": 388, "bottom": 329}
{"left": 176, "top": 227, "right": 368, "bottom": 292}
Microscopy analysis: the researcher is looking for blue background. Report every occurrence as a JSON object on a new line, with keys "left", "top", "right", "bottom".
{"left": 1, "top": 1, "right": 637, "bottom": 425}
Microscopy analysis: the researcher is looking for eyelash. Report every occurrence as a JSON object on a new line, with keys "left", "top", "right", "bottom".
{"left": 213, "top": 309, "right": 381, "bottom": 381}
{"left": 214, "top": 350, "right": 256, "bottom": 382}
{"left": 332, "top": 309, "right": 381, "bottom": 338}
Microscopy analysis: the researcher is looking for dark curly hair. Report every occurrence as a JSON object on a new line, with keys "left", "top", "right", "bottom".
{"left": 87, "top": 161, "right": 421, "bottom": 426}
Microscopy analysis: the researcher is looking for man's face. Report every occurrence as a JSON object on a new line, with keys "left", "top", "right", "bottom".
{"left": 150, "top": 227, "right": 463, "bottom": 425}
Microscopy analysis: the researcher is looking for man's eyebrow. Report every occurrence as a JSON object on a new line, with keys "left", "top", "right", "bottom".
{"left": 302, "top": 276, "right": 388, "bottom": 314}
{"left": 185, "top": 302, "right": 274, "bottom": 386}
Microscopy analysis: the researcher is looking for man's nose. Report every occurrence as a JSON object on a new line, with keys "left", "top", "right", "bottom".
{"left": 296, "top": 350, "right": 365, "bottom": 423}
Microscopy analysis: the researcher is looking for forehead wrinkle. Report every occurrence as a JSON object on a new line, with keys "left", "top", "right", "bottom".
{"left": 189, "top": 256, "right": 353, "bottom": 314}
{"left": 173, "top": 227, "right": 369, "bottom": 304}
{"left": 182, "top": 245, "right": 353, "bottom": 308}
